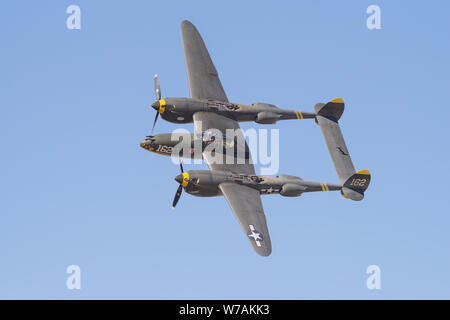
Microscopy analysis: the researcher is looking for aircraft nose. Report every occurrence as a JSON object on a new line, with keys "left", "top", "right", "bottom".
{"left": 140, "top": 140, "right": 148, "bottom": 149}
{"left": 174, "top": 174, "right": 184, "bottom": 184}
{"left": 140, "top": 136, "right": 155, "bottom": 150}
{"left": 151, "top": 101, "right": 160, "bottom": 111}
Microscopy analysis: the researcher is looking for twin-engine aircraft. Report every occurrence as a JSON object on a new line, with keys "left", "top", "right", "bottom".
{"left": 140, "top": 20, "right": 371, "bottom": 256}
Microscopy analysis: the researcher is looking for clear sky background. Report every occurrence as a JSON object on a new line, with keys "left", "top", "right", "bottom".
{"left": 1, "top": 0, "right": 449, "bottom": 299}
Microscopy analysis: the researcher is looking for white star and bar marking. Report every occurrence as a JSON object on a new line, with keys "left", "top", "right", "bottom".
{"left": 247, "top": 224, "right": 263, "bottom": 247}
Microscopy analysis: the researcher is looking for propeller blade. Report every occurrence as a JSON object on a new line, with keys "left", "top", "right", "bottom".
{"left": 154, "top": 74, "right": 161, "bottom": 100}
{"left": 180, "top": 162, "right": 184, "bottom": 173}
{"left": 151, "top": 111, "right": 159, "bottom": 133}
{"left": 172, "top": 185, "right": 183, "bottom": 209}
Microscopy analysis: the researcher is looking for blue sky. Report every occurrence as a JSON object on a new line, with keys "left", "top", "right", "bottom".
{"left": 1, "top": 0, "right": 450, "bottom": 299}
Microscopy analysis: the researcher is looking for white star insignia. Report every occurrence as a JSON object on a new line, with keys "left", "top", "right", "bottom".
{"left": 247, "top": 224, "right": 263, "bottom": 247}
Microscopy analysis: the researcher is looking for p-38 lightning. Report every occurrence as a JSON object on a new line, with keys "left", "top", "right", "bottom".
{"left": 140, "top": 20, "right": 371, "bottom": 256}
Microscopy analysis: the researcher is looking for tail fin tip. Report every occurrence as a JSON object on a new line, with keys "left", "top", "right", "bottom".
{"left": 341, "top": 170, "right": 371, "bottom": 201}
{"left": 314, "top": 98, "right": 345, "bottom": 121}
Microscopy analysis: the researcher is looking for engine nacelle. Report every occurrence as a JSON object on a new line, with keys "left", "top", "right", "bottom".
{"left": 280, "top": 183, "right": 307, "bottom": 197}
{"left": 252, "top": 102, "right": 279, "bottom": 109}
{"left": 183, "top": 170, "right": 229, "bottom": 197}
{"left": 255, "top": 111, "right": 281, "bottom": 124}
{"left": 277, "top": 174, "right": 303, "bottom": 181}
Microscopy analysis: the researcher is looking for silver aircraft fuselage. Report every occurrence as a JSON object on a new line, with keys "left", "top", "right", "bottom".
{"left": 175, "top": 170, "right": 341, "bottom": 198}
{"left": 152, "top": 97, "right": 315, "bottom": 125}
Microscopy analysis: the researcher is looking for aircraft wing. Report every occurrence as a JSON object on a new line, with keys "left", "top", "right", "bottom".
{"left": 181, "top": 20, "right": 228, "bottom": 102}
{"left": 219, "top": 183, "right": 272, "bottom": 256}
{"left": 193, "top": 112, "right": 271, "bottom": 256}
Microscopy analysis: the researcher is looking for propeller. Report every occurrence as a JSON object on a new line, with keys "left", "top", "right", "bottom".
{"left": 154, "top": 74, "right": 161, "bottom": 100}
{"left": 171, "top": 162, "right": 185, "bottom": 209}
{"left": 151, "top": 74, "right": 161, "bottom": 132}
{"left": 172, "top": 185, "right": 183, "bottom": 209}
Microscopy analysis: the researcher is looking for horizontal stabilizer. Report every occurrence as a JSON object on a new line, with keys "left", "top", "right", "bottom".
{"left": 341, "top": 170, "right": 371, "bottom": 201}
{"left": 315, "top": 98, "right": 355, "bottom": 185}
